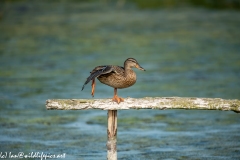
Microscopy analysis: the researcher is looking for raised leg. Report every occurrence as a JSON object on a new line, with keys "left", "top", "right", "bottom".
{"left": 91, "top": 78, "right": 95, "bottom": 97}
{"left": 112, "top": 88, "right": 124, "bottom": 104}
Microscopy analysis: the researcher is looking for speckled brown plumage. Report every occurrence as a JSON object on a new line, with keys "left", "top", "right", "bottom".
{"left": 82, "top": 58, "right": 145, "bottom": 103}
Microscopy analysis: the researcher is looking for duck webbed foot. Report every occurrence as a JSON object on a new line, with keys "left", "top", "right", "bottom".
{"left": 112, "top": 95, "right": 124, "bottom": 104}
{"left": 112, "top": 88, "right": 124, "bottom": 104}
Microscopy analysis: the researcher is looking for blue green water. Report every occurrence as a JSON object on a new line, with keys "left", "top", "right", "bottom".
{"left": 0, "top": 1, "right": 240, "bottom": 159}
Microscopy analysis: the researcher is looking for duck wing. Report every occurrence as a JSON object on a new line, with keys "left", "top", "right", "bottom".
{"left": 81, "top": 65, "right": 119, "bottom": 90}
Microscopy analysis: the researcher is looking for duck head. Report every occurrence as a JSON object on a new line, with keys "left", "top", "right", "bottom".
{"left": 124, "top": 58, "right": 145, "bottom": 71}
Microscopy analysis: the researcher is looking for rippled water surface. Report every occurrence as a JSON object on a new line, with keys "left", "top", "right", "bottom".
{"left": 0, "top": 1, "right": 240, "bottom": 159}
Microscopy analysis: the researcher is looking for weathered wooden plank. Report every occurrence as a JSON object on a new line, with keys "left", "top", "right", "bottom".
{"left": 107, "top": 110, "right": 117, "bottom": 160}
{"left": 46, "top": 97, "right": 240, "bottom": 113}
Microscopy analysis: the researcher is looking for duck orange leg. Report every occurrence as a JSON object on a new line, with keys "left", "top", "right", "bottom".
{"left": 112, "top": 88, "right": 124, "bottom": 104}
{"left": 91, "top": 78, "right": 95, "bottom": 97}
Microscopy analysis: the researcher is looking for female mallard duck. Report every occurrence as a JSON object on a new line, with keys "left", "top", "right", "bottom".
{"left": 81, "top": 58, "right": 145, "bottom": 104}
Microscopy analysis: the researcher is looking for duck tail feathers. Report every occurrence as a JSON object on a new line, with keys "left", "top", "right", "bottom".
{"left": 82, "top": 66, "right": 111, "bottom": 91}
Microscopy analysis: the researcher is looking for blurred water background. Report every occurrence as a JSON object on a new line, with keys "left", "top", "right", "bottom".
{"left": 0, "top": 0, "right": 240, "bottom": 159}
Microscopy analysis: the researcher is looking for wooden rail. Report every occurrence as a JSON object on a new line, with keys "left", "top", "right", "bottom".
{"left": 46, "top": 97, "right": 240, "bottom": 112}
{"left": 46, "top": 97, "right": 240, "bottom": 160}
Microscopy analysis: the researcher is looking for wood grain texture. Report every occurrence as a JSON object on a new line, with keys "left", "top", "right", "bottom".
{"left": 107, "top": 110, "right": 117, "bottom": 160}
{"left": 46, "top": 97, "right": 240, "bottom": 112}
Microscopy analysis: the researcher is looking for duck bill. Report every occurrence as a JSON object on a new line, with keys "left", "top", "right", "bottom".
{"left": 136, "top": 64, "right": 146, "bottom": 71}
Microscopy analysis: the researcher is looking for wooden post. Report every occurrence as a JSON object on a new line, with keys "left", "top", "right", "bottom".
{"left": 45, "top": 97, "right": 240, "bottom": 160}
{"left": 107, "top": 110, "right": 117, "bottom": 160}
